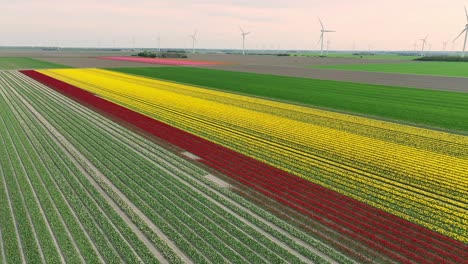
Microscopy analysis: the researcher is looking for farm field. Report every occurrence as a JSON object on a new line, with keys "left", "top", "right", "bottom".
{"left": 112, "top": 67, "right": 468, "bottom": 133}
{"left": 99, "top": 56, "right": 230, "bottom": 66}
{"left": 0, "top": 70, "right": 353, "bottom": 263}
{"left": 0, "top": 57, "right": 69, "bottom": 70}
{"left": 312, "top": 61, "right": 468, "bottom": 78}
{"left": 28, "top": 68, "right": 467, "bottom": 263}
{"left": 293, "top": 53, "right": 420, "bottom": 60}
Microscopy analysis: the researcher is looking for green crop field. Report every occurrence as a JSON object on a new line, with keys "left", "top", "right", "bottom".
{"left": 293, "top": 53, "right": 420, "bottom": 60}
{"left": 312, "top": 61, "right": 468, "bottom": 78}
{"left": 0, "top": 57, "right": 69, "bottom": 70}
{"left": 112, "top": 67, "right": 468, "bottom": 133}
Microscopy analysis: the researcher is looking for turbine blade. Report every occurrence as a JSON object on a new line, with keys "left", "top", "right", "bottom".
{"left": 316, "top": 33, "right": 323, "bottom": 47}
{"left": 453, "top": 28, "right": 467, "bottom": 41}
{"left": 239, "top": 26, "right": 245, "bottom": 33}
{"left": 318, "top": 17, "right": 324, "bottom": 30}
{"left": 465, "top": 6, "right": 468, "bottom": 22}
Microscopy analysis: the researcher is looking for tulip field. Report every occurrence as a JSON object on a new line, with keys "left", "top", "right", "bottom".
{"left": 18, "top": 68, "right": 466, "bottom": 263}
{"left": 1, "top": 70, "right": 357, "bottom": 263}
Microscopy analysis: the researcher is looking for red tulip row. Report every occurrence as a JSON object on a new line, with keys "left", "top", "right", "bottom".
{"left": 22, "top": 70, "right": 466, "bottom": 263}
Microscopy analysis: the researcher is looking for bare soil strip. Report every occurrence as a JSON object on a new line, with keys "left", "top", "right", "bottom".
{"left": 205, "top": 174, "right": 231, "bottom": 188}
{"left": 181, "top": 151, "right": 202, "bottom": 160}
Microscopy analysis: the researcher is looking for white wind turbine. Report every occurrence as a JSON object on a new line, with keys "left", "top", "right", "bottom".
{"left": 189, "top": 30, "right": 197, "bottom": 53}
{"left": 318, "top": 18, "right": 335, "bottom": 56}
{"left": 240, "top": 27, "right": 251, "bottom": 55}
{"left": 453, "top": 6, "right": 468, "bottom": 57}
{"left": 420, "top": 35, "right": 429, "bottom": 56}
{"left": 157, "top": 34, "right": 161, "bottom": 52}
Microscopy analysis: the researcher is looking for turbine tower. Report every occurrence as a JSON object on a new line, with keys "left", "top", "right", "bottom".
{"left": 443, "top": 41, "right": 448, "bottom": 51}
{"left": 157, "top": 34, "right": 161, "bottom": 52}
{"left": 189, "top": 30, "right": 197, "bottom": 54}
{"left": 420, "top": 35, "right": 429, "bottom": 56}
{"left": 453, "top": 6, "right": 468, "bottom": 57}
{"left": 318, "top": 18, "right": 335, "bottom": 56}
{"left": 240, "top": 27, "right": 250, "bottom": 55}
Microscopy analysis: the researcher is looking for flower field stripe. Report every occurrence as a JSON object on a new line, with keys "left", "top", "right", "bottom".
{"left": 37, "top": 68, "right": 467, "bottom": 234}
{"left": 23, "top": 70, "right": 466, "bottom": 263}
{"left": 19, "top": 70, "right": 357, "bottom": 264}
{"left": 39, "top": 68, "right": 464, "bottom": 239}
{"left": 12, "top": 70, "right": 350, "bottom": 263}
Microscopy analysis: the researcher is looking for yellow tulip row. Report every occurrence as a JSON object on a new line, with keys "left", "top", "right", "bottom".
{"left": 47, "top": 69, "right": 467, "bottom": 193}
{"left": 39, "top": 68, "right": 468, "bottom": 242}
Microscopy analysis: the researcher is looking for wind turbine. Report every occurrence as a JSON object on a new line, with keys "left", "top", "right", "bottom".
{"left": 317, "top": 18, "right": 335, "bottom": 56}
{"left": 240, "top": 27, "right": 250, "bottom": 55}
{"left": 420, "top": 35, "right": 429, "bottom": 56}
{"left": 157, "top": 34, "right": 161, "bottom": 52}
{"left": 189, "top": 30, "right": 197, "bottom": 54}
{"left": 443, "top": 41, "right": 448, "bottom": 51}
{"left": 453, "top": 6, "right": 468, "bottom": 57}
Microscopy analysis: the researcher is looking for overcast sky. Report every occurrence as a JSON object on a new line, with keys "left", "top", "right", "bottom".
{"left": 1, "top": 0, "right": 467, "bottom": 51}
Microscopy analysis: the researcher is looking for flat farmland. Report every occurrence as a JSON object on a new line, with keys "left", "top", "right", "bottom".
{"left": 27, "top": 68, "right": 466, "bottom": 263}
{"left": 313, "top": 61, "right": 468, "bottom": 78}
{"left": 113, "top": 67, "right": 468, "bottom": 133}
{"left": 0, "top": 51, "right": 466, "bottom": 263}
{"left": 36, "top": 57, "right": 167, "bottom": 68}
{"left": 294, "top": 53, "right": 420, "bottom": 60}
{"left": 0, "top": 70, "right": 354, "bottom": 263}
{"left": 0, "top": 57, "right": 69, "bottom": 70}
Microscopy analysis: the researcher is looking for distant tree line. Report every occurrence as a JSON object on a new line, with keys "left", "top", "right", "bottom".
{"left": 136, "top": 50, "right": 188, "bottom": 58}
